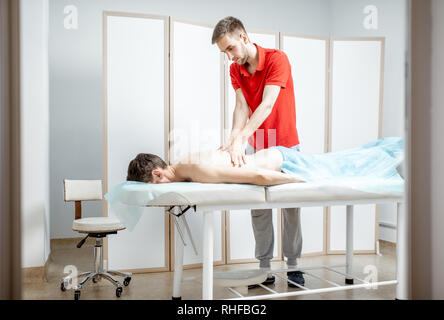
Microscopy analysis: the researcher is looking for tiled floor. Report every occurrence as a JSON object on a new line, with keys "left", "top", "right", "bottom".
{"left": 23, "top": 238, "right": 397, "bottom": 300}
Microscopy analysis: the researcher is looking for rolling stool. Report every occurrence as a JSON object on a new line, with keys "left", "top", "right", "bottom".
{"left": 61, "top": 179, "right": 132, "bottom": 300}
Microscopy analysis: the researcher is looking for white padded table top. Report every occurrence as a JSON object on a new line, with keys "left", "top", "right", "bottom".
{"left": 266, "top": 182, "right": 404, "bottom": 203}
{"left": 109, "top": 180, "right": 403, "bottom": 209}
{"left": 116, "top": 182, "right": 265, "bottom": 207}
{"left": 107, "top": 180, "right": 403, "bottom": 232}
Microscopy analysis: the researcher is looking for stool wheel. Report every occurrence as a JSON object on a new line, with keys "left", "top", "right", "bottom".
{"left": 74, "top": 290, "right": 81, "bottom": 300}
{"left": 60, "top": 282, "right": 66, "bottom": 292}
{"left": 123, "top": 277, "right": 131, "bottom": 286}
{"left": 116, "top": 287, "right": 123, "bottom": 297}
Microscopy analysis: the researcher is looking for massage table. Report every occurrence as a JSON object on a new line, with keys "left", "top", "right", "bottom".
{"left": 112, "top": 180, "right": 407, "bottom": 300}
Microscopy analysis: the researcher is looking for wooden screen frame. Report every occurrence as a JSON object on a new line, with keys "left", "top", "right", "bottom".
{"left": 326, "top": 37, "right": 386, "bottom": 255}
{"left": 102, "top": 11, "right": 171, "bottom": 273}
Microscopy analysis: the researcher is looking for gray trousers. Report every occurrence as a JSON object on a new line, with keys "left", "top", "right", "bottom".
{"left": 246, "top": 144, "right": 303, "bottom": 269}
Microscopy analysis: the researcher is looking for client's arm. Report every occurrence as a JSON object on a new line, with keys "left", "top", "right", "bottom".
{"left": 177, "top": 164, "right": 302, "bottom": 186}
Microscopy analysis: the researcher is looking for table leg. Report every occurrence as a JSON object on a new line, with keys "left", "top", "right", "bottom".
{"left": 202, "top": 211, "right": 214, "bottom": 300}
{"left": 396, "top": 202, "right": 410, "bottom": 299}
{"left": 172, "top": 214, "right": 184, "bottom": 300}
{"left": 345, "top": 205, "right": 354, "bottom": 284}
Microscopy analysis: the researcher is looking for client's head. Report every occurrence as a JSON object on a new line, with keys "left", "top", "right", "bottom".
{"left": 127, "top": 153, "right": 172, "bottom": 184}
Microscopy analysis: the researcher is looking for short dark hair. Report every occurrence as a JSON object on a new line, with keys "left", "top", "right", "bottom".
{"left": 126, "top": 153, "right": 167, "bottom": 183}
{"left": 212, "top": 16, "right": 247, "bottom": 44}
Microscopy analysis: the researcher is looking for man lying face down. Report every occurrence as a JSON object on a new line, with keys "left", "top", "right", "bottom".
{"left": 126, "top": 137, "right": 403, "bottom": 187}
{"left": 126, "top": 148, "right": 302, "bottom": 186}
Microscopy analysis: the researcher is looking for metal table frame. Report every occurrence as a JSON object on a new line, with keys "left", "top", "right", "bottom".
{"left": 164, "top": 197, "right": 408, "bottom": 300}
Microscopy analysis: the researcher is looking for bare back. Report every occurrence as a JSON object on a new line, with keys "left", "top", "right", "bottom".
{"left": 172, "top": 148, "right": 283, "bottom": 172}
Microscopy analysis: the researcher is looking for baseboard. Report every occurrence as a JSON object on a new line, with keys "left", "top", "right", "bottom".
{"left": 378, "top": 239, "right": 396, "bottom": 248}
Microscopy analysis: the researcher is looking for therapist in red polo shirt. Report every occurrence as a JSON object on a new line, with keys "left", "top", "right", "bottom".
{"left": 212, "top": 17, "right": 305, "bottom": 288}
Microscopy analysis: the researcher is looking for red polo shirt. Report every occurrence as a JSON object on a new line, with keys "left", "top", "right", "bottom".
{"left": 230, "top": 43, "right": 300, "bottom": 150}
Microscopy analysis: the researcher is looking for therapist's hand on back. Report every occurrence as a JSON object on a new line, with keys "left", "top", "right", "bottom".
{"left": 219, "top": 135, "right": 247, "bottom": 167}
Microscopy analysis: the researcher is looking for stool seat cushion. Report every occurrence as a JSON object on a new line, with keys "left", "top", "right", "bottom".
{"left": 72, "top": 217, "right": 125, "bottom": 233}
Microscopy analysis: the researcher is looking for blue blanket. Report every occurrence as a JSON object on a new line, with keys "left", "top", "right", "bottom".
{"left": 272, "top": 136, "right": 404, "bottom": 194}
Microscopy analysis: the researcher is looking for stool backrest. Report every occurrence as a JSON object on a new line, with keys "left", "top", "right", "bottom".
{"left": 63, "top": 180, "right": 103, "bottom": 202}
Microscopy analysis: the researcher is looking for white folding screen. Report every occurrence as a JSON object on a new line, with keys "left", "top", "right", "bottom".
{"left": 170, "top": 19, "right": 224, "bottom": 267}
{"left": 171, "top": 20, "right": 223, "bottom": 161}
{"left": 104, "top": 12, "right": 386, "bottom": 271}
{"left": 281, "top": 34, "right": 329, "bottom": 255}
{"left": 104, "top": 13, "right": 169, "bottom": 271}
{"left": 328, "top": 39, "right": 384, "bottom": 253}
{"left": 225, "top": 32, "right": 281, "bottom": 263}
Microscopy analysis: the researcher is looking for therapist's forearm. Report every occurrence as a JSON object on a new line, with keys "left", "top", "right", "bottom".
{"left": 238, "top": 102, "right": 273, "bottom": 141}
{"left": 230, "top": 105, "right": 249, "bottom": 138}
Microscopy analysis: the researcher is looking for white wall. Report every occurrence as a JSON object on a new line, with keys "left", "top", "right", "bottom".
{"left": 49, "top": 0, "right": 330, "bottom": 238}
{"left": 20, "top": 0, "right": 50, "bottom": 268}
{"left": 329, "top": 0, "right": 408, "bottom": 243}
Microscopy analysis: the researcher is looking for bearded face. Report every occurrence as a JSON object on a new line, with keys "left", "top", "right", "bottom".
{"left": 217, "top": 31, "right": 250, "bottom": 65}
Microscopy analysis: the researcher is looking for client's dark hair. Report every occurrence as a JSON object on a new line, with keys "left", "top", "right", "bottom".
{"left": 127, "top": 153, "right": 167, "bottom": 183}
